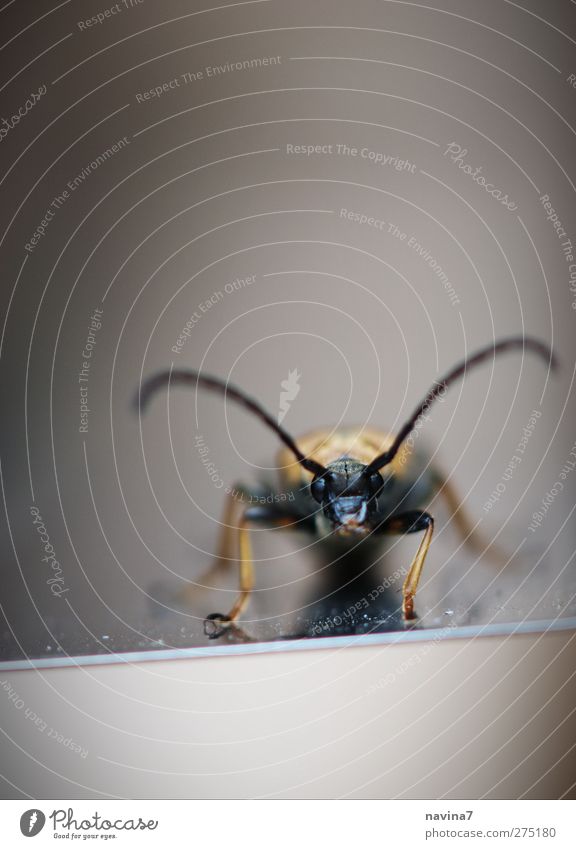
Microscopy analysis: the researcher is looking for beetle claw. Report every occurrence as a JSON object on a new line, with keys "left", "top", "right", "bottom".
{"left": 204, "top": 612, "right": 232, "bottom": 639}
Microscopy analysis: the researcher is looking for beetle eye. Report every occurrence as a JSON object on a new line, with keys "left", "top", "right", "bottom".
{"left": 310, "top": 476, "right": 327, "bottom": 503}
{"left": 368, "top": 471, "right": 383, "bottom": 496}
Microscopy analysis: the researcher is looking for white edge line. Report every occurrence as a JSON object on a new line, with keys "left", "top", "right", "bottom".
{"left": 2, "top": 617, "right": 576, "bottom": 672}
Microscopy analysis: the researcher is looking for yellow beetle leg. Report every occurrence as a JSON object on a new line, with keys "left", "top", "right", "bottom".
{"left": 432, "top": 469, "right": 506, "bottom": 563}
{"left": 379, "top": 511, "right": 434, "bottom": 620}
{"left": 173, "top": 484, "right": 251, "bottom": 609}
{"left": 204, "top": 506, "right": 293, "bottom": 638}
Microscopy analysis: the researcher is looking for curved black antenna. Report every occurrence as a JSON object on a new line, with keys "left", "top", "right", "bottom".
{"left": 135, "top": 368, "right": 328, "bottom": 477}
{"left": 364, "top": 336, "right": 558, "bottom": 475}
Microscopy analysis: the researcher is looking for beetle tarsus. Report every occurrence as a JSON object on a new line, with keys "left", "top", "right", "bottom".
{"left": 402, "top": 598, "right": 417, "bottom": 620}
{"left": 204, "top": 612, "right": 232, "bottom": 639}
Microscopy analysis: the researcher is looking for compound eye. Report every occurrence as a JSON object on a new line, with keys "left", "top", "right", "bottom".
{"left": 368, "top": 471, "right": 384, "bottom": 496}
{"left": 310, "top": 476, "right": 327, "bottom": 503}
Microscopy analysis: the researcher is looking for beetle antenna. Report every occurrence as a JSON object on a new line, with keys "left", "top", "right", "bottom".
{"left": 135, "top": 368, "right": 327, "bottom": 477}
{"left": 365, "top": 336, "right": 558, "bottom": 474}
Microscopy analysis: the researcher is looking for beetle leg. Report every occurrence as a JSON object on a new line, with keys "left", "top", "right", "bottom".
{"left": 377, "top": 510, "right": 434, "bottom": 620}
{"left": 173, "top": 484, "right": 258, "bottom": 608}
{"left": 431, "top": 469, "right": 506, "bottom": 563}
{"left": 204, "top": 505, "right": 294, "bottom": 639}
{"left": 204, "top": 483, "right": 254, "bottom": 580}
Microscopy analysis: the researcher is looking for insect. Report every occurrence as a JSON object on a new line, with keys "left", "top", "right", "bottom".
{"left": 136, "top": 336, "right": 556, "bottom": 638}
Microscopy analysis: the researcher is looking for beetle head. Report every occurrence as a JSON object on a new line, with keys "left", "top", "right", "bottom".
{"left": 310, "top": 459, "right": 383, "bottom": 536}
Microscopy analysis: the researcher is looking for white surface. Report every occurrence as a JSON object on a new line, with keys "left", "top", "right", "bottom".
{"left": 1, "top": 627, "right": 575, "bottom": 799}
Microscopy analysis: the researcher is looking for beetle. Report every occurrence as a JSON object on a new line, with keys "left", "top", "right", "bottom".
{"left": 136, "top": 336, "right": 556, "bottom": 638}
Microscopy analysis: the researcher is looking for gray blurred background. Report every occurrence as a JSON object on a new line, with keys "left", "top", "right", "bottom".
{"left": 1, "top": 0, "right": 575, "bottom": 799}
